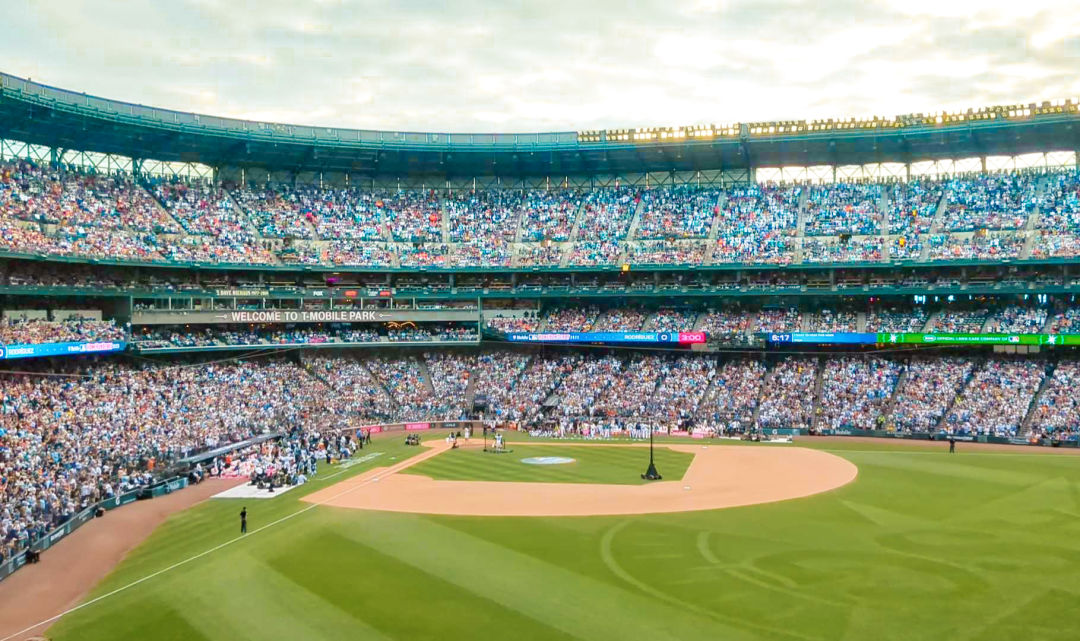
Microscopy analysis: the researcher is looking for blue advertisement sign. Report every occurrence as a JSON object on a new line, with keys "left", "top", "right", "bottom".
{"left": 766, "top": 332, "right": 877, "bottom": 345}
{"left": 506, "top": 331, "right": 706, "bottom": 344}
{"left": 0, "top": 340, "right": 127, "bottom": 360}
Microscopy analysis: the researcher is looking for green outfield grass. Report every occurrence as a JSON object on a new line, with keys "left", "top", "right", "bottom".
{"left": 43, "top": 435, "right": 1080, "bottom": 641}
{"left": 401, "top": 443, "right": 694, "bottom": 484}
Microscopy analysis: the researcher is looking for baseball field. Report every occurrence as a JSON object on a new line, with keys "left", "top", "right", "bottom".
{"left": 8, "top": 433, "right": 1080, "bottom": 641}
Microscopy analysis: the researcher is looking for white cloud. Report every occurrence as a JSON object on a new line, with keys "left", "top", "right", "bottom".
{"left": 0, "top": 0, "right": 1074, "bottom": 132}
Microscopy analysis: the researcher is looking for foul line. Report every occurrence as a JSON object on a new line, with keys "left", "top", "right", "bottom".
{"left": 0, "top": 443, "right": 448, "bottom": 641}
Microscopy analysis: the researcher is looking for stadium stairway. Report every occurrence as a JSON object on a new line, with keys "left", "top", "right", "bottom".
{"left": 354, "top": 354, "right": 400, "bottom": 409}
{"left": 881, "top": 361, "right": 910, "bottom": 427}
{"left": 225, "top": 190, "right": 266, "bottom": 240}
{"left": 566, "top": 199, "right": 587, "bottom": 243}
{"left": 811, "top": 356, "right": 826, "bottom": 432}
{"left": 936, "top": 359, "right": 981, "bottom": 432}
{"left": 464, "top": 362, "right": 479, "bottom": 408}
{"left": 1024, "top": 175, "right": 1049, "bottom": 232}
{"left": 140, "top": 183, "right": 187, "bottom": 232}
{"left": 706, "top": 192, "right": 728, "bottom": 242}
{"left": 796, "top": 188, "right": 810, "bottom": 237}
{"left": 416, "top": 355, "right": 437, "bottom": 396}
{"left": 749, "top": 362, "right": 779, "bottom": 429}
{"left": 624, "top": 195, "right": 647, "bottom": 241}
{"left": 1018, "top": 361, "right": 1056, "bottom": 437}
{"left": 440, "top": 201, "right": 451, "bottom": 244}
{"left": 878, "top": 188, "right": 890, "bottom": 236}
{"left": 928, "top": 191, "right": 949, "bottom": 234}
{"left": 922, "top": 311, "right": 942, "bottom": 333}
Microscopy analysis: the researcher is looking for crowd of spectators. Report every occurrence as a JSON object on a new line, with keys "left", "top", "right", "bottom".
{"left": 865, "top": 308, "right": 929, "bottom": 333}
{"left": 541, "top": 306, "right": 600, "bottom": 331}
{"left": 625, "top": 240, "right": 707, "bottom": 266}
{"left": 944, "top": 359, "right": 1046, "bottom": 436}
{"left": 485, "top": 354, "right": 579, "bottom": 423}
{"left": 2, "top": 169, "right": 1074, "bottom": 268}
{"left": 924, "top": 231, "right": 1024, "bottom": 261}
{"left": 0, "top": 357, "right": 338, "bottom": 562}
{"left": 0, "top": 317, "right": 125, "bottom": 345}
{"left": 306, "top": 354, "right": 396, "bottom": 423}
{"left": 567, "top": 240, "right": 622, "bottom": 266}
{"left": 696, "top": 309, "right": 754, "bottom": 342}
{"left": 1028, "top": 361, "right": 1080, "bottom": 439}
{"left": 985, "top": 305, "right": 1048, "bottom": 333}
{"left": 756, "top": 358, "right": 816, "bottom": 430}
{"left": 698, "top": 359, "right": 765, "bottom": 432}
{"left": 635, "top": 188, "right": 720, "bottom": 239}
{"left": 931, "top": 309, "right": 990, "bottom": 333}
{"left": 1031, "top": 231, "right": 1080, "bottom": 259}
{"left": 802, "top": 236, "right": 884, "bottom": 263}
{"left": 754, "top": 309, "right": 802, "bottom": 333}
{"left": 515, "top": 242, "right": 564, "bottom": 266}
{"left": 942, "top": 173, "right": 1037, "bottom": 231}
{"left": 818, "top": 357, "right": 901, "bottom": 430}
{"left": 808, "top": 310, "right": 859, "bottom": 332}
{"left": 424, "top": 351, "right": 475, "bottom": 420}
{"left": 1037, "top": 170, "right": 1080, "bottom": 231}
{"left": 576, "top": 189, "right": 638, "bottom": 241}
{"left": 804, "top": 183, "right": 882, "bottom": 236}
{"left": 644, "top": 309, "right": 698, "bottom": 332}
{"left": 518, "top": 190, "right": 579, "bottom": 242}
{"left": 551, "top": 354, "right": 623, "bottom": 418}
{"left": 891, "top": 357, "right": 975, "bottom": 432}
{"left": 713, "top": 184, "right": 800, "bottom": 264}
{"left": 593, "top": 307, "right": 647, "bottom": 331}
{"left": 888, "top": 179, "right": 944, "bottom": 234}
{"left": 649, "top": 356, "right": 715, "bottom": 425}
{"left": 383, "top": 191, "right": 443, "bottom": 243}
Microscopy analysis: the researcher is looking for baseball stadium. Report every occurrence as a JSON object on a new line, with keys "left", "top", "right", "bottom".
{"left": 2, "top": 5, "right": 1080, "bottom": 639}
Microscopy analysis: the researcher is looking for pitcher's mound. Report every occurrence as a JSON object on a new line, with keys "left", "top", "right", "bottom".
{"left": 304, "top": 443, "right": 857, "bottom": 517}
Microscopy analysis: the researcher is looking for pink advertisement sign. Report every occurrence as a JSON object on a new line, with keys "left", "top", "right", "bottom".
{"left": 405, "top": 422, "right": 431, "bottom": 431}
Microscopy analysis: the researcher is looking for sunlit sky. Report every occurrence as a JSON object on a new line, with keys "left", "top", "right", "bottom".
{"left": 3, "top": 0, "right": 1079, "bottom": 133}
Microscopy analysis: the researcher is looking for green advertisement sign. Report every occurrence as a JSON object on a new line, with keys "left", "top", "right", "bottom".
{"left": 876, "top": 333, "right": 1080, "bottom": 346}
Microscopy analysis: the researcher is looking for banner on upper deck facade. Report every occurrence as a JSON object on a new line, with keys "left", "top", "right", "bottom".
{"left": 505, "top": 331, "right": 706, "bottom": 344}
{"left": 0, "top": 340, "right": 126, "bottom": 360}
{"left": 130, "top": 309, "right": 479, "bottom": 325}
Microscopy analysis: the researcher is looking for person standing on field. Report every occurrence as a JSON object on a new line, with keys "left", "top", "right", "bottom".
{"left": 240, "top": 507, "right": 248, "bottom": 534}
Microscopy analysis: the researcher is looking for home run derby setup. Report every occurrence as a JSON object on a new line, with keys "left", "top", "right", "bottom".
{"left": 1, "top": 26, "right": 1080, "bottom": 640}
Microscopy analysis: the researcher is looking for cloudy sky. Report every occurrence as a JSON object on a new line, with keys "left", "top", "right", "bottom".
{"left": 3, "top": 0, "right": 1079, "bottom": 133}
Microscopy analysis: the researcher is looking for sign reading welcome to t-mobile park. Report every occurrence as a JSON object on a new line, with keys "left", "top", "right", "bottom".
{"left": 130, "top": 309, "right": 479, "bottom": 325}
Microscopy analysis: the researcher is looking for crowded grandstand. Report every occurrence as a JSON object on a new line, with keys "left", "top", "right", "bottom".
{"left": 2, "top": 71, "right": 1080, "bottom": 578}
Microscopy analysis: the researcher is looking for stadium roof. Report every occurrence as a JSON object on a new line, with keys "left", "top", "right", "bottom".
{"left": 2, "top": 72, "right": 1079, "bottom": 179}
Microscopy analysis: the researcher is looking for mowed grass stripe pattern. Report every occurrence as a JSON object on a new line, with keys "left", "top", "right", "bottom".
{"left": 45, "top": 438, "right": 1080, "bottom": 641}
{"left": 401, "top": 444, "right": 694, "bottom": 484}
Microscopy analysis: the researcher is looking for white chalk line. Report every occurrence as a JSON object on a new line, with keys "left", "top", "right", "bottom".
{"left": 0, "top": 444, "right": 446, "bottom": 641}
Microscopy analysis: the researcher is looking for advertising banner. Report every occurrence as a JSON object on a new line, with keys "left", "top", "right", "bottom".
{"left": 767, "top": 332, "right": 877, "bottom": 344}
{"left": 506, "top": 331, "right": 706, "bottom": 344}
{"left": 766, "top": 332, "right": 1080, "bottom": 346}
{"left": 405, "top": 422, "right": 431, "bottom": 431}
{"left": 131, "top": 309, "right": 478, "bottom": 325}
{"left": 0, "top": 340, "right": 126, "bottom": 360}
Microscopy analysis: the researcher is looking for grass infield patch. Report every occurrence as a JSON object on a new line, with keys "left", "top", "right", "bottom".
{"left": 401, "top": 444, "right": 694, "bottom": 484}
